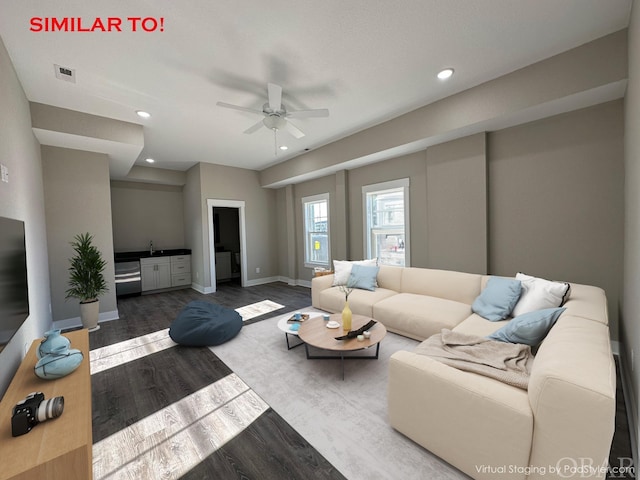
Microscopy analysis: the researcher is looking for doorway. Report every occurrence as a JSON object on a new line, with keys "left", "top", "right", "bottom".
{"left": 207, "top": 199, "right": 247, "bottom": 292}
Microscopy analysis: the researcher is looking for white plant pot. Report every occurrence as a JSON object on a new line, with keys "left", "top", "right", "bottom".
{"left": 80, "top": 300, "right": 100, "bottom": 331}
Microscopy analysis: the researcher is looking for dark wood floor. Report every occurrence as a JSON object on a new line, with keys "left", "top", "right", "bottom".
{"left": 90, "top": 279, "right": 312, "bottom": 350}
{"left": 86, "top": 281, "right": 635, "bottom": 480}
{"left": 90, "top": 281, "right": 345, "bottom": 480}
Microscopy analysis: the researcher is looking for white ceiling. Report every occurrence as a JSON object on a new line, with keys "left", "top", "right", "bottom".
{"left": 0, "top": 0, "right": 632, "bottom": 176}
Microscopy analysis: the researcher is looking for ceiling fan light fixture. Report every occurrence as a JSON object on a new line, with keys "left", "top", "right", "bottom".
{"left": 263, "top": 115, "right": 286, "bottom": 130}
{"left": 437, "top": 68, "right": 454, "bottom": 80}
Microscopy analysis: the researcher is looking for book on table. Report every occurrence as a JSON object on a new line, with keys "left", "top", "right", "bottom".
{"left": 287, "top": 314, "right": 310, "bottom": 323}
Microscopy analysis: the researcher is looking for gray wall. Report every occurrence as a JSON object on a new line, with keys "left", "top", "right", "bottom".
{"left": 261, "top": 30, "right": 627, "bottom": 188}
{"left": 42, "top": 146, "right": 117, "bottom": 323}
{"left": 276, "top": 188, "right": 290, "bottom": 279}
{"left": 623, "top": 0, "right": 640, "bottom": 454}
{"left": 426, "top": 133, "right": 487, "bottom": 274}
{"left": 0, "top": 36, "right": 52, "bottom": 395}
{"left": 279, "top": 101, "right": 624, "bottom": 343}
{"left": 184, "top": 163, "right": 278, "bottom": 290}
{"left": 111, "top": 181, "right": 185, "bottom": 252}
{"left": 489, "top": 101, "right": 624, "bottom": 340}
{"left": 183, "top": 164, "right": 204, "bottom": 288}
{"left": 348, "top": 152, "right": 429, "bottom": 265}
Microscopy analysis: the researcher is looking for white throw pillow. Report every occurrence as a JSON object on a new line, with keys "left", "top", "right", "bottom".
{"left": 332, "top": 259, "right": 378, "bottom": 286}
{"left": 511, "top": 272, "right": 571, "bottom": 317}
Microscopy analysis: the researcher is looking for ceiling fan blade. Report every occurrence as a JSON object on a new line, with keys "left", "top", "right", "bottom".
{"left": 287, "top": 108, "right": 329, "bottom": 118}
{"left": 285, "top": 119, "right": 305, "bottom": 139}
{"left": 216, "top": 101, "right": 263, "bottom": 115}
{"left": 267, "top": 83, "right": 282, "bottom": 111}
{"left": 243, "top": 119, "right": 265, "bottom": 134}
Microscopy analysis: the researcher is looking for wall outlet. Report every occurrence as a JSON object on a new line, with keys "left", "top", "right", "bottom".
{"left": 255, "top": 267, "right": 261, "bottom": 274}
{"left": 1, "top": 164, "right": 8, "bottom": 183}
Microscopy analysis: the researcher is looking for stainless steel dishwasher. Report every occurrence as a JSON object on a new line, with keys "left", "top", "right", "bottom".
{"left": 115, "top": 260, "right": 142, "bottom": 296}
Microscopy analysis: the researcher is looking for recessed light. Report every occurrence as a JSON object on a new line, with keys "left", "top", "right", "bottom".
{"left": 145, "top": 158, "right": 155, "bottom": 163}
{"left": 437, "top": 68, "right": 454, "bottom": 80}
{"left": 279, "top": 145, "right": 289, "bottom": 151}
{"left": 136, "top": 110, "right": 151, "bottom": 119}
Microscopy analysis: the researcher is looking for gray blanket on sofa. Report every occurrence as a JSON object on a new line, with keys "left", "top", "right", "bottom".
{"left": 414, "top": 329, "right": 534, "bottom": 389}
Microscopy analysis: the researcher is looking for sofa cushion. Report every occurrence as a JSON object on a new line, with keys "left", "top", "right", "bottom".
{"left": 388, "top": 350, "right": 533, "bottom": 480}
{"left": 348, "top": 264, "right": 380, "bottom": 291}
{"left": 400, "top": 268, "right": 482, "bottom": 305}
{"left": 511, "top": 273, "right": 570, "bottom": 317}
{"left": 374, "top": 293, "right": 472, "bottom": 341}
{"left": 527, "top": 315, "right": 615, "bottom": 470}
{"left": 318, "top": 286, "right": 398, "bottom": 318}
{"left": 471, "top": 277, "right": 522, "bottom": 321}
{"left": 488, "top": 308, "right": 565, "bottom": 347}
{"left": 376, "top": 265, "right": 403, "bottom": 291}
{"left": 560, "top": 283, "right": 609, "bottom": 325}
{"left": 453, "top": 313, "right": 509, "bottom": 338}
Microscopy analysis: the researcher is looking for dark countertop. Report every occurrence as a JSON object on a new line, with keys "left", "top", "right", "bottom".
{"left": 114, "top": 249, "right": 191, "bottom": 262}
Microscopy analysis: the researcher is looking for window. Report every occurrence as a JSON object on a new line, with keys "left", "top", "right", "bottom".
{"left": 363, "top": 179, "right": 410, "bottom": 267}
{"left": 303, "top": 193, "right": 330, "bottom": 268}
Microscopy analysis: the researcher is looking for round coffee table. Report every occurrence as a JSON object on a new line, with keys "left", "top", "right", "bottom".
{"left": 298, "top": 313, "right": 387, "bottom": 380}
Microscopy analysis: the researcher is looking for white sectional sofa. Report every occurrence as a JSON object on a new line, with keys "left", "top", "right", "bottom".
{"left": 311, "top": 265, "right": 616, "bottom": 480}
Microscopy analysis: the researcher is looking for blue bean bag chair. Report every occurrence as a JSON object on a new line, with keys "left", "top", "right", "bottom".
{"left": 170, "top": 301, "right": 242, "bottom": 346}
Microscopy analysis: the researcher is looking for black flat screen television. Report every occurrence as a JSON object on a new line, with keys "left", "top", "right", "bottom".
{"left": 0, "top": 216, "right": 29, "bottom": 352}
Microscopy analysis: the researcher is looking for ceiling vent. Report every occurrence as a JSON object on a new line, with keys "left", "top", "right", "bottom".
{"left": 54, "top": 64, "right": 76, "bottom": 83}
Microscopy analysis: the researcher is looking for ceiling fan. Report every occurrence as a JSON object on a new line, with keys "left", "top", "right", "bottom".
{"left": 217, "top": 82, "right": 329, "bottom": 153}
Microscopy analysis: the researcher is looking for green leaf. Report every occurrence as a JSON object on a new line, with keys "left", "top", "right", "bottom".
{"left": 65, "top": 232, "right": 108, "bottom": 302}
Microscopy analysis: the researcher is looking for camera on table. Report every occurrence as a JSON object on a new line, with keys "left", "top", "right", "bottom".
{"left": 11, "top": 391, "right": 64, "bottom": 437}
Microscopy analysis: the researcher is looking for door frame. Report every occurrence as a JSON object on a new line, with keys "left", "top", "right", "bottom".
{"left": 207, "top": 198, "right": 247, "bottom": 292}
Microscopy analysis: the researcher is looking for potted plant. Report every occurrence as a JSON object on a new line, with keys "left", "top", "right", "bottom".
{"left": 65, "top": 233, "right": 108, "bottom": 331}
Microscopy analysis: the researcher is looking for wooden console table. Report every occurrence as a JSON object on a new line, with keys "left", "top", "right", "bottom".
{"left": 0, "top": 329, "right": 92, "bottom": 480}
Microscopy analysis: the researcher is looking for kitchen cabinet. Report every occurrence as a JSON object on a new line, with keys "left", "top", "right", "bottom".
{"left": 171, "top": 255, "right": 191, "bottom": 287}
{"left": 141, "top": 256, "right": 171, "bottom": 291}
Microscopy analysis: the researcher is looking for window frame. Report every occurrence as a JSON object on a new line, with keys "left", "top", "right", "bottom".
{"left": 362, "top": 178, "right": 410, "bottom": 267}
{"left": 302, "top": 193, "right": 331, "bottom": 269}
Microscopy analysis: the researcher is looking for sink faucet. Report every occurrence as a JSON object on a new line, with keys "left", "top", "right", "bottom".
{"left": 149, "top": 240, "right": 154, "bottom": 255}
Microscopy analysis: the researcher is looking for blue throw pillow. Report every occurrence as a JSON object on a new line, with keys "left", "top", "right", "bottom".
{"left": 487, "top": 307, "right": 566, "bottom": 347}
{"left": 348, "top": 264, "right": 380, "bottom": 291}
{"left": 472, "top": 277, "right": 522, "bottom": 321}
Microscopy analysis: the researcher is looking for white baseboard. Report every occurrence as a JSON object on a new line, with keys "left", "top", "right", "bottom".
{"left": 244, "top": 276, "right": 281, "bottom": 287}
{"left": 191, "top": 283, "right": 214, "bottom": 294}
{"left": 274, "top": 276, "right": 311, "bottom": 288}
{"left": 53, "top": 309, "right": 119, "bottom": 331}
